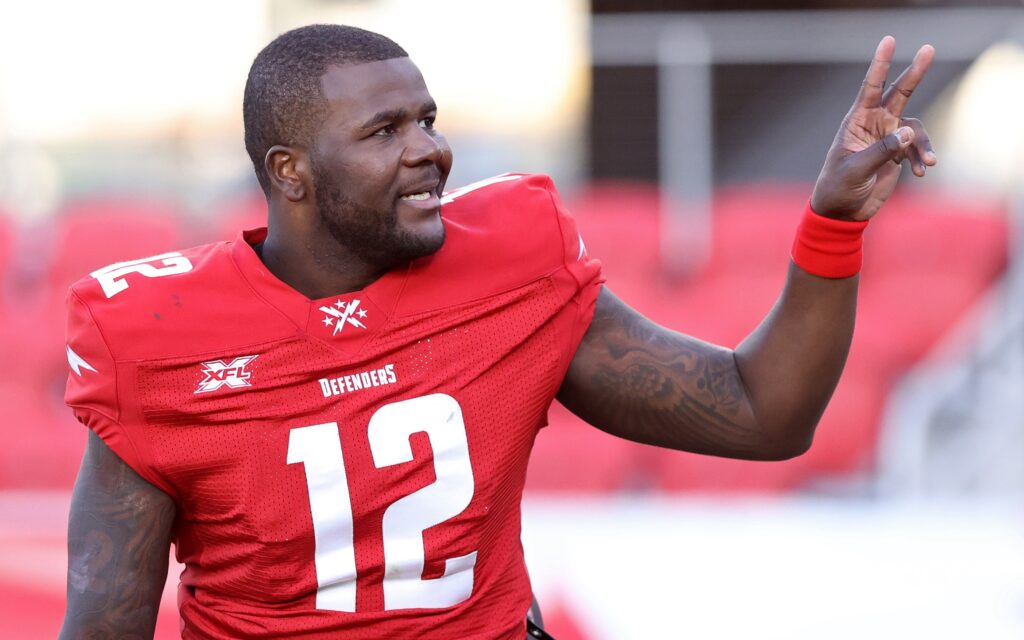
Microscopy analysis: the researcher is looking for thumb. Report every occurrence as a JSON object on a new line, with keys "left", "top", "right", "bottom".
{"left": 850, "top": 126, "right": 914, "bottom": 176}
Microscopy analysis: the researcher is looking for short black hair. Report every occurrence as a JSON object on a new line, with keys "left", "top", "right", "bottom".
{"left": 243, "top": 24, "right": 408, "bottom": 195}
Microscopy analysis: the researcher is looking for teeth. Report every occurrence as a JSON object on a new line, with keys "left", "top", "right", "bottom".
{"left": 401, "top": 192, "right": 431, "bottom": 201}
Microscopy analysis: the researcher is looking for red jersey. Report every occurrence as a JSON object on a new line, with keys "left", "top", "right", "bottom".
{"left": 65, "top": 174, "right": 602, "bottom": 639}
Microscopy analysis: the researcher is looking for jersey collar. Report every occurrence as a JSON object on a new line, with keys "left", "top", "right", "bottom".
{"left": 231, "top": 228, "right": 410, "bottom": 355}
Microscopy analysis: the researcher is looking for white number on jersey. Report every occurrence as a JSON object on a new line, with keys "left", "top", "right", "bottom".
{"left": 286, "top": 422, "right": 358, "bottom": 611}
{"left": 287, "top": 393, "right": 477, "bottom": 612}
{"left": 90, "top": 252, "right": 193, "bottom": 298}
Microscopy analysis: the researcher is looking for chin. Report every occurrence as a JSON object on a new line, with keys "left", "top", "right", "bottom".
{"left": 414, "top": 218, "right": 447, "bottom": 257}
{"left": 395, "top": 215, "right": 446, "bottom": 262}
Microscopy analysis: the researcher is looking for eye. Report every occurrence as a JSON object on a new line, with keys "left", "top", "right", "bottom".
{"left": 373, "top": 124, "right": 397, "bottom": 137}
{"left": 418, "top": 116, "right": 436, "bottom": 130}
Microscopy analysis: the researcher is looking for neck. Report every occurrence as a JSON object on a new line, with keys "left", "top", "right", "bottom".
{"left": 259, "top": 209, "right": 386, "bottom": 300}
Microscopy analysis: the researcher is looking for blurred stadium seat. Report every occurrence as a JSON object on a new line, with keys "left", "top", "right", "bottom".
{"left": 0, "top": 210, "right": 16, "bottom": 376}
{"left": 0, "top": 209, "right": 12, "bottom": 280}
{"left": 1, "top": 198, "right": 186, "bottom": 489}
{"left": 557, "top": 183, "right": 663, "bottom": 282}
{"left": 1, "top": 185, "right": 1009, "bottom": 493}
{"left": 856, "top": 271, "right": 999, "bottom": 375}
{"left": 0, "top": 490, "right": 183, "bottom": 638}
{"left": 44, "top": 198, "right": 187, "bottom": 295}
{"left": 524, "top": 403, "right": 650, "bottom": 492}
{"left": 205, "top": 189, "right": 267, "bottom": 243}
{"left": 529, "top": 183, "right": 1009, "bottom": 494}
{"left": 861, "top": 191, "right": 1008, "bottom": 280}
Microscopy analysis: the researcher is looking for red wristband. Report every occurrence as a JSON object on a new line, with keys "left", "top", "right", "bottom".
{"left": 791, "top": 202, "right": 868, "bottom": 278}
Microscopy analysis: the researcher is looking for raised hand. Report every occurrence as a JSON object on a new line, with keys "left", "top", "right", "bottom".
{"left": 811, "top": 36, "right": 937, "bottom": 221}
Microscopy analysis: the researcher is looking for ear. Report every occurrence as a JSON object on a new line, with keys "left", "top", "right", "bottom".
{"left": 264, "top": 145, "right": 310, "bottom": 202}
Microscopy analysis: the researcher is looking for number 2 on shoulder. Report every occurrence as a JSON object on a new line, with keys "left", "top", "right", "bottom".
{"left": 90, "top": 252, "right": 193, "bottom": 298}
{"left": 287, "top": 393, "right": 477, "bottom": 612}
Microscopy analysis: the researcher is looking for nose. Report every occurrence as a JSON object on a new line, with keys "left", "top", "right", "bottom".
{"left": 403, "top": 126, "right": 446, "bottom": 167}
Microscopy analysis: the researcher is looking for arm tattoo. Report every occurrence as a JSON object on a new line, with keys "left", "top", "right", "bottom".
{"left": 559, "top": 288, "right": 765, "bottom": 458}
{"left": 61, "top": 431, "right": 176, "bottom": 640}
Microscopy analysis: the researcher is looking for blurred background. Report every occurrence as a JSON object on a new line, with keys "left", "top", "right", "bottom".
{"left": 1, "top": 0, "right": 1022, "bottom": 638}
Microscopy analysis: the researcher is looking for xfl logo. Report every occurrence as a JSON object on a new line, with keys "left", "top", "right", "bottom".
{"left": 195, "top": 355, "right": 258, "bottom": 394}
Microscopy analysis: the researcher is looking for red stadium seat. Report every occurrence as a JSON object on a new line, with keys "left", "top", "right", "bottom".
{"left": 0, "top": 379, "right": 86, "bottom": 488}
{"left": 4, "top": 184, "right": 1010, "bottom": 494}
{"left": 648, "top": 447, "right": 814, "bottom": 493}
{"left": 45, "top": 198, "right": 186, "bottom": 295}
{"left": 0, "top": 212, "right": 16, "bottom": 361}
{"left": 862, "top": 190, "right": 1008, "bottom": 280}
{"left": 204, "top": 190, "right": 268, "bottom": 244}
{"left": 563, "top": 182, "right": 663, "bottom": 283}
{"left": 798, "top": 373, "right": 889, "bottom": 477}
{"left": 855, "top": 271, "right": 995, "bottom": 377}
{"left": 524, "top": 182, "right": 1009, "bottom": 494}
{"left": 528, "top": 403, "right": 645, "bottom": 493}
{"left": 707, "top": 184, "right": 807, "bottom": 276}
{"left": 25, "top": 198, "right": 185, "bottom": 357}
{"left": 0, "top": 210, "right": 18, "bottom": 321}
{"left": 0, "top": 210, "right": 13, "bottom": 279}
{"left": 2, "top": 197, "right": 185, "bottom": 489}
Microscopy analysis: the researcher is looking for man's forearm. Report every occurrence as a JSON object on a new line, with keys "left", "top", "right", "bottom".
{"left": 733, "top": 262, "right": 858, "bottom": 456}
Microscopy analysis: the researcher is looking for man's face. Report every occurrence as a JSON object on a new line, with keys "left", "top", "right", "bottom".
{"left": 309, "top": 57, "right": 453, "bottom": 270}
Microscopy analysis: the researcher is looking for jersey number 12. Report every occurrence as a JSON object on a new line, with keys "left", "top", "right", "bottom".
{"left": 287, "top": 393, "right": 477, "bottom": 612}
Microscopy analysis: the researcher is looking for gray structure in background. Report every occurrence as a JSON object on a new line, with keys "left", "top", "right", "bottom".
{"left": 877, "top": 203, "right": 1024, "bottom": 499}
{"left": 591, "top": 7, "right": 1024, "bottom": 275}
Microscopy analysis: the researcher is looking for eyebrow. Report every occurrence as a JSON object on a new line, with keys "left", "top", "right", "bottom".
{"left": 359, "top": 101, "right": 437, "bottom": 130}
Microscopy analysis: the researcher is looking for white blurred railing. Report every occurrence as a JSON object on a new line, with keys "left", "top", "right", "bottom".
{"left": 876, "top": 199, "right": 1024, "bottom": 498}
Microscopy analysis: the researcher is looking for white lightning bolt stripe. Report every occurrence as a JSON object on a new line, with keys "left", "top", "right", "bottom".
{"left": 341, "top": 300, "right": 367, "bottom": 330}
{"left": 67, "top": 345, "right": 97, "bottom": 376}
{"left": 439, "top": 174, "right": 522, "bottom": 205}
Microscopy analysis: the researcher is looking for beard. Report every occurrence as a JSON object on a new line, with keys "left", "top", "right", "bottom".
{"left": 311, "top": 160, "right": 445, "bottom": 271}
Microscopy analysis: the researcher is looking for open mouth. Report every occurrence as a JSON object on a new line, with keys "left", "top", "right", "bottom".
{"left": 398, "top": 176, "right": 441, "bottom": 203}
{"left": 400, "top": 191, "right": 433, "bottom": 201}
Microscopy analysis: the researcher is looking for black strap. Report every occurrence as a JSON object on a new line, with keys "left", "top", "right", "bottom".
{"left": 526, "top": 618, "right": 556, "bottom": 640}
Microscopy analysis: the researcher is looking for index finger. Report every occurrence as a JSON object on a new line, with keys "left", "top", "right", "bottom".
{"left": 881, "top": 44, "right": 936, "bottom": 117}
{"left": 853, "top": 36, "right": 896, "bottom": 109}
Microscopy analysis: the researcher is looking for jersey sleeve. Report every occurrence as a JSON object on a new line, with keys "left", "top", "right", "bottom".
{"left": 542, "top": 178, "right": 605, "bottom": 383}
{"left": 64, "top": 287, "right": 176, "bottom": 496}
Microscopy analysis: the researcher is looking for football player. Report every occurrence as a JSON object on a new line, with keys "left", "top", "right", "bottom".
{"left": 60, "top": 25, "right": 935, "bottom": 639}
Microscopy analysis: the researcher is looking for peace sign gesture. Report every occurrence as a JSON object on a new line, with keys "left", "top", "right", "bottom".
{"left": 810, "top": 36, "right": 937, "bottom": 221}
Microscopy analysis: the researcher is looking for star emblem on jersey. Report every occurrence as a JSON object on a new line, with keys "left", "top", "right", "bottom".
{"left": 195, "top": 355, "right": 258, "bottom": 394}
{"left": 319, "top": 298, "right": 368, "bottom": 336}
{"left": 66, "top": 345, "right": 97, "bottom": 376}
